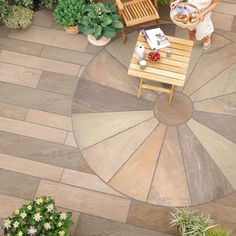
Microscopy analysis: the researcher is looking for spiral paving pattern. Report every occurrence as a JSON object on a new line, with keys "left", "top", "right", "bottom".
{"left": 72, "top": 30, "right": 236, "bottom": 207}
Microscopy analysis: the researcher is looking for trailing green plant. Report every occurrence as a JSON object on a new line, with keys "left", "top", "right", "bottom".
{"left": 170, "top": 208, "right": 216, "bottom": 236}
{"left": 53, "top": 0, "right": 86, "bottom": 27}
{"left": 80, "top": 2, "right": 123, "bottom": 40}
{"left": 13, "top": 0, "right": 33, "bottom": 9}
{"left": 207, "top": 227, "right": 232, "bottom": 236}
{"left": 2, "top": 196, "right": 73, "bottom": 236}
{"left": 0, "top": 0, "right": 9, "bottom": 22}
{"left": 3, "top": 5, "right": 33, "bottom": 29}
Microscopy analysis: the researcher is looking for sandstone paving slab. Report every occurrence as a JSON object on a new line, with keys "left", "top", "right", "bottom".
{"left": 194, "top": 93, "right": 236, "bottom": 116}
{"left": 215, "top": 192, "right": 236, "bottom": 208}
{"left": 61, "top": 169, "right": 125, "bottom": 197}
{"left": 0, "top": 169, "right": 40, "bottom": 200}
{"left": 0, "top": 82, "right": 72, "bottom": 116}
{"left": 215, "top": 29, "right": 236, "bottom": 43}
{"left": 193, "top": 110, "right": 236, "bottom": 143}
{"left": 232, "top": 16, "right": 236, "bottom": 32}
{"left": 0, "top": 115, "right": 67, "bottom": 144}
{"left": 0, "top": 131, "right": 81, "bottom": 170}
{"left": 178, "top": 124, "right": 233, "bottom": 205}
{"left": 0, "top": 153, "right": 63, "bottom": 181}
{"left": 32, "top": 10, "right": 53, "bottom": 27}
{"left": 0, "top": 37, "right": 42, "bottom": 56}
{"left": 65, "top": 132, "right": 77, "bottom": 147}
{"left": 84, "top": 51, "right": 157, "bottom": 101}
{"left": 0, "top": 25, "right": 9, "bottom": 37}
{"left": 72, "top": 79, "right": 153, "bottom": 114}
{"left": 41, "top": 46, "right": 94, "bottom": 66}
{"left": 25, "top": 109, "right": 72, "bottom": 131}
{"left": 148, "top": 127, "right": 191, "bottom": 206}
{"left": 0, "top": 193, "right": 29, "bottom": 218}
{"left": 190, "top": 62, "right": 236, "bottom": 102}
{"left": 0, "top": 62, "right": 41, "bottom": 88}
{"left": 78, "top": 158, "right": 95, "bottom": 175}
{"left": 0, "top": 101, "right": 28, "bottom": 120}
{"left": 73, "top": 110, "right": 154, "bottom": 150}
{"left": 207, "top": 33, "right": 231, "bottom": 53}
{"left": 215, "top": 2, "right": 236, "bottom": 16}
{"left": 212, "top": 12, "right": 234, "bottom": 31}
{"left": 37, "top": 71, "right": 78, "bottom": 96}
{"left": 36, "top": 180, "right": 131, "bottom": 222}
{"left": 0, "top": 50, "right": 80, "bottom": 76}
{"left": 184, "top": 44, "right": 236, "bottom": 96}
{"left": 8, "top": 25, "right": 89, "bottom": 52}
{"left": 75, "top": 214, "right": 171, "bottom": 236}
{"left": 109, "top": 124, "right": 166, "bottom": 201}
{"left": 187, "top": 119, "right": 236, "bottom": 189}
{"left": 105, "top": 31, "right": 139, "bottom": 68}
{"left": 86, "top": 43, "right": 104, "bottom": 54}
{"left": 82, "top": 118, "right": 158, "bottom": 182}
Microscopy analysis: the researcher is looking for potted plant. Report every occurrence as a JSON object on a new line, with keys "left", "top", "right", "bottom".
{"left": 53, "top": 0, "right": 85, "bottom": 34}
{"left": 207, "top": 227, "right": 232, "bottom": 236}
{"left": 0, "top": 0, "right": 9, "bottom": 23}
{"left": 80, "top": 2, "right": 123, "bottom": 46}
{"left": 3, "top": 5, "right": 33, "bottom": 29}
{"left": 2, "top": 196, "right": 73, "bottom": 236}
{"left": 170, "top": 208, "right": 216, "bottom": 236}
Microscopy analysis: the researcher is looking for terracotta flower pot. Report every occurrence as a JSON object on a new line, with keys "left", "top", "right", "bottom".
{"left": 87, "top": 35, "right": 111, "bottom": 46}
{"left": 64, "top": 25, "right": 79, "bottom": 34}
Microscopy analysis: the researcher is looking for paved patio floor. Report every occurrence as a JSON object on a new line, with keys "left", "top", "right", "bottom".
{"left": 0, "top": 1, "right": 236, "bottom": 235}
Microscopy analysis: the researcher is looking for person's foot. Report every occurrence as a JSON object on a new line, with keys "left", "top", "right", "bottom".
{"left": 203, "top": 37, "right": 211, "bottom": 50}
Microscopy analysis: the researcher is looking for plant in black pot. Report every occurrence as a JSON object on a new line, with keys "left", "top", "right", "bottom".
{"left": 54, "top": 0, "right": 85, "bottom": 34}
{"left": 80, "top": 2, "right": 123, "bottom": 46}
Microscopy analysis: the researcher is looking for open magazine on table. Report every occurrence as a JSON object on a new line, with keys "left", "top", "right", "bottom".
{"left": 141, "top": 28, "right": 171, "bottom": 51}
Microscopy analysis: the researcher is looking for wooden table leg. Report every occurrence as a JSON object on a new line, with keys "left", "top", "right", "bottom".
{"left": 138, "top": 78, "right": 143, "bottom": 98}
{"left": 168, "top": 85, "right": 174, "bottom": 104}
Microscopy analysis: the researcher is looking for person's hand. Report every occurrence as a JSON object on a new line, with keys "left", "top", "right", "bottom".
{"left": 197, "top": 12, "right": 205, "bottom": 22}
{"left": 170, "top": 0, "right": 179, "bottom": 9}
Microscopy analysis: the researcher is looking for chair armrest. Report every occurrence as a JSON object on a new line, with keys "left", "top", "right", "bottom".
{"left": 152, "top": 0, "right": 158, "bottom": 10}
{"left": 115, "top": 0, "right": 124, "bottom": 11}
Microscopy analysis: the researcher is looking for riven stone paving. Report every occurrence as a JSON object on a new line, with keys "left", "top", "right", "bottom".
{"left": 0, "top": 3, "right": 235, "bottom": 236}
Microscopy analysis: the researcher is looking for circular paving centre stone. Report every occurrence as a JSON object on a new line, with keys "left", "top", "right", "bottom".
{"left": 153, "top": 92, "right": 193, "bottom": 126}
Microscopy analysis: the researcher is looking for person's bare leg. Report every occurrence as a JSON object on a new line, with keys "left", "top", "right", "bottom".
{"left": 203, "top": 35, "right": 211, "bottom": 49}
{"left": 188, "top": 30, "right": 196, "bottom": 41}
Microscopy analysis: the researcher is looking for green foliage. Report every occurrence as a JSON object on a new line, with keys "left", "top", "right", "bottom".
{"left": 53, "top": 0, "right": 86, "bottom": 27}
{"left": 3, "top": 196, "right": 73, "bottom": 236}
{"left": 39, "top": 0, "right": 54, "bottom": 9}
{"left": 158, "top": 0, "right": 170, "bottom": 6}
{"left": 170, "top": 208, "right": 216, "bottom": 236}
{"left": 80, "top": 2, "right": 123, "bottom": 40}
{"left": 207, "top": 227, "right": 232, "bottom": 236}
{"left": 0, "top": 0, "right": 9, "bottom": 22}
{"left": 13, "top": 0, "right": 33, "bottom": 9}
{"left": 3, "top": 5, "right": 33, "bottom": 29}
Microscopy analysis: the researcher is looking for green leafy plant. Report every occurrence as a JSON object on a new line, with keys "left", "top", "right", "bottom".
{"left": 13, "top": 0, "right": 33, "bottom": 9}
{"left": 53, "top": 0, "right": 86, "bottom": 27}
{"left": 207, "top": 227, "right": 232, "bottom": 236}
{"left": 39, "top": 0, "right": 54, "bottom": 9}
{"left": 2, "top": 196, "right": 73, "bottom": 236}
{"left": 170, "top": 208, "right": 216, "bottom": 236}
{"left": 80, "top": 2, "right": 123, "bottom": 40}
{"left": 3, "top": 5, "right": 33, "bottom": 29}
{"left": 0, "top": 0, "right": 9, "bottom": 22}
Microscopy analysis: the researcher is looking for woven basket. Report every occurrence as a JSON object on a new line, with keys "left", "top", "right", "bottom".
{"left": 170, "top": 2, "right": 200, "bottom": 29}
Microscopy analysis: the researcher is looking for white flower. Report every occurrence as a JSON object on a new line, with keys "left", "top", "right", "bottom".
{"left": 15, "top": 209, "right": 20, "bottom": 215}
{"left": 13, "top": 221, "right": 19, "bottom": 228}
{"left": 50, "top": 216, "right": 53, "bottom": 220}
{"left": 58, "top": 222, "right": 63, "bottom": 227}
{"left": 46, "top": 204, "right": 54, "bottom": 212}
{"left": 20, "top": 212, "right": 27, "bottom": 219}
{"left": 3, "top": 219, "right": 12, "bottom": 230}
{"left": 59, "top": 231, "right": 65, "bottom": 236}
{"left": 33, "top": 213, "right": 42, "bottom": 222}
{"left": 27, "top": 205, "right": 32, "bottom": 210}
{"left": 44, "top": 222, "right": 51, "bottom": 230}
{"left": 35, "top": 197, "right": 43, "bottom": 205}
{"left": 18, "top": 231, "right": 23, "bottom": 236}
{"left": 59, "top": 212, "right": 67, "bottom": 220}
{"left": 28, "top": 226, "right": 37, "bottom": 234}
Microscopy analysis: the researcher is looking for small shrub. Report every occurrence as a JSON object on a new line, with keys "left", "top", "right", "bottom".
{"left": 3, "top": 5, "right": 33, "bottom": 29}
{"left": 170, "top": 208, "right": 216, "bottom": 236}
{"left": 13, "top": 0, "right": 33, "bottom": 9}
{"left": 0, "top": 0, "right": 9, "bottom": 22}
{"left": 207, "top": 227, "right": 232, "bottom": 236}
{"left": 3, "top": 196, "right": 73, "bottom": 236}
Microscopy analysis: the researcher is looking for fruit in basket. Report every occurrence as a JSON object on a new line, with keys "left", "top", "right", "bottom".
{"left": 148, "top": 51, "right": 160, "bottom": 62}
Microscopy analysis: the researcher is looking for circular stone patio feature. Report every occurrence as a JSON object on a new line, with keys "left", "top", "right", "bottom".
{"left": 154, "top": 92, "right": 193, "bottom": 126}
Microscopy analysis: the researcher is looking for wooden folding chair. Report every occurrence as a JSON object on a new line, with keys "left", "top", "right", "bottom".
{"left": 115, "top": 0, "right": 160, "bottom": 43}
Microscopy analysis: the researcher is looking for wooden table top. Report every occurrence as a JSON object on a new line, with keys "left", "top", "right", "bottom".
{"left": 128, "top": 33, "right": 194, "bottom": 86}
